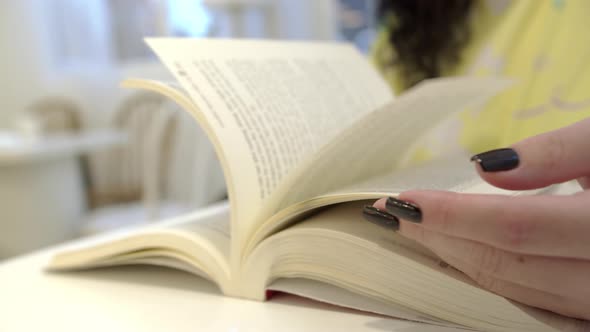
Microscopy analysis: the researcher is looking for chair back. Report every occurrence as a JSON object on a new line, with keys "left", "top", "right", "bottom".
{"left": 160, "top": 107, "right": 226, "bottom": 209}
{"left": 90, "top": 91, "right": 226, "bottom": 218}
{"left": 25, "top": 96, "right": 82, "bottom": 133}
{"left": 90, "top": 91, "right": 166, "bottom": 207}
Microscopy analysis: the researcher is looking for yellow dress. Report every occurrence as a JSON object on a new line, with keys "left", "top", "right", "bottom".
{"left": 372, "top": 0, "right": 590, "bottom": 162}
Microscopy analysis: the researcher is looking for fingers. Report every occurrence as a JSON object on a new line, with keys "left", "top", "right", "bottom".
{"left": 371, "top": 196, "right": 590, "bottom": 320}
{"left": 473, "top": 117, "right": 590, "bottom": 190}
{"left": 398, "top": 221, "right": 590, "bottom": 301}
{"left": 377, "top": 191, "right": 590, "bottom": 259}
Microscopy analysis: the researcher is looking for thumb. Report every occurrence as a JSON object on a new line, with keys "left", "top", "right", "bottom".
{"left": 471, "top": 117, "right": 590, "bottom": 190}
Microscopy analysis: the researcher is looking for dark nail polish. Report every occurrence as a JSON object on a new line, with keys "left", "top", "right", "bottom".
{"left": 362, "top": 205, "right": 399, "bottom": 231}
{"left": 470, "top": 148, "right": 520, "bottom": 172}
{"left": 385, "top": 197, "right": 422, "bottom": 223}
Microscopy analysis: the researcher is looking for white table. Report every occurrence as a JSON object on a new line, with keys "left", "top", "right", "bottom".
{"left": 0, "top": 130, "right": 126, "bottom": 258}
{"left": 0, "top": 242, "right": 464, "bottom": 332}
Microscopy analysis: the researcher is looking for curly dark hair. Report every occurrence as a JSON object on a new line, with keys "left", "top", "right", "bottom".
{"left": 378, "top": 0, "right": 474, "bottom": 87}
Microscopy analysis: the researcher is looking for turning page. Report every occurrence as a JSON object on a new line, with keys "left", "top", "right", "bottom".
{"left": 243, "top": 77, "right": 511, "bottom": 254}
{"left": 145, "top": 38, "right": 393, "bottom": 251}
{"left": 270, "top": 77, "right": 511, "bottom": 209}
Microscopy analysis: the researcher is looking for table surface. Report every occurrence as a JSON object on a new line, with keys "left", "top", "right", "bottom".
{"left": 0, "top": 130, "right": 126, "bottom": 165}
{"left": 0, "top": 240, "right": 465, "bottom": 332}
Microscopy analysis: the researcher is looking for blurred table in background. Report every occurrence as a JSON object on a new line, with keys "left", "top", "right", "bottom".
{"left": 0, "top": 130, "right": 126, "bottom": 259}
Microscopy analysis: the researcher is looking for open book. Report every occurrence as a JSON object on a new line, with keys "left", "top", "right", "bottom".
{"left": 49, "top": 39, "right": 589, "bottom": 332}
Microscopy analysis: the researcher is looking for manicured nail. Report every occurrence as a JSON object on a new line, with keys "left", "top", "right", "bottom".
{"left": 385, "top": 197, "right": 422, "bottom": 223}
{"left": 362, "top": 205, "right": 399, "bottom": 231}
{"left": 470, "top": 148, "right": 519, "bottom": 172}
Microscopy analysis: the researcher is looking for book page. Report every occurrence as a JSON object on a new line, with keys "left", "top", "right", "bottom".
{"left": 327, "top": 156, "right": 498, "bottom": 196}
{"left": 246, "top": 153, "right": 558, "bottom": 257}
{"left": 48, "top": 202, "right": 233, "bottom": 291}
{"left": 246, "top": 201, "right": 585, "bottom": 332}
{"left": 271, "top": 77, "right": 511, "bottom": 209}
{"left": 269, "top": 278, "right": 461, "bottom": 328}
{"left": 244, "top": 155, "right": 511, "bottom": 254}
{"left": 243, "top": 78, "right": 511, "bottom": 250}
{"left": 145, "top": 38, "right": 393, "bottom": 250}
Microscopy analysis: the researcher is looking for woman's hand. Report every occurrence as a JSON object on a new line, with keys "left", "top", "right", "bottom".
{"left": 370, "top": 118, "right": 590, "bottom": 320}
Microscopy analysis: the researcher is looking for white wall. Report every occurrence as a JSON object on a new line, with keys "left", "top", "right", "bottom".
{"left": 0, "top": 1, "right": 54, "bottom": 128}
{"left": 0, "top": 0, "right": 341, "bottom": 129}
{"left": 277, "top": 0, "right": 338, "bottom": 40}
{"left": 0, "top": 0, "right": 120, "bottom": 129}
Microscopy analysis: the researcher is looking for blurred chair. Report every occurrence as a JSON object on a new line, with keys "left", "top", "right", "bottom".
{"left": 25, "top": 96, "right": 83, "bottom": 133}
{"left": 82, "top": 91, "right": 226, "bottom": 235}
{"left": 88, "top": 92, "right": 163, "bottom": 208}
{"left": 23, "top": 95, "right": 95, "bottom": 201}
{"left": 152, "top": 102, "right": 227, "bottom": 219}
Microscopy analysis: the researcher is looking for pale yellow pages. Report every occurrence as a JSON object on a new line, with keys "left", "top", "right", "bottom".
{"left": 49, "top": 201, "right": 233, "bottom": 293}
{"left": 269, "top": 278, "right": 459, "bottom": 329}
{"left": 144, "top": 38, "right": 393, "bottom": 253}
{"left": 244, "top": 77, "right": 511, "bottom": 255}
{"left": 244, "top": 154, "right": 514, "bottom": 257}
{"left": 245, "top": 201, "right": 588, "bottom": 332}
{"left": 274, "top": 77, "right": 511, "bottom": 209}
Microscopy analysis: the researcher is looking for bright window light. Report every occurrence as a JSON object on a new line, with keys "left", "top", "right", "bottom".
{"left": 168, "top": 0, "right": 212, "bottom": 37}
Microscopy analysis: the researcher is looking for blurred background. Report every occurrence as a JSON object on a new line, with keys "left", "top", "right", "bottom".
{"left": 0, "top": 0, "right": 379, "bottom": 260}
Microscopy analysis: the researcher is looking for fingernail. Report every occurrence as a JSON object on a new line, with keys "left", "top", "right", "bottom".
{"left": 470, "top": 148, "right": 519, "bottom": 172}
{"left": 385, "top": 197, "right": 422, "bottom": 223}
{"left": 362, "top": 205, "right": 399, "bottom": 231}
